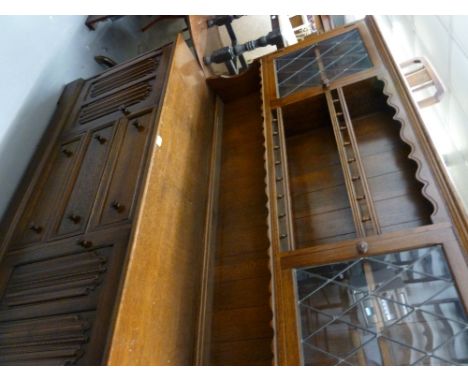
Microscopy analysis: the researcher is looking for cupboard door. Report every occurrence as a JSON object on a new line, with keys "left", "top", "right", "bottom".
{"left": 0, "top": 230, "right": 129, "bottom": 365}
{"left": 91, "top": 111, "right": 153, "bottom": 229}
{"left": 10, "top": 137, "right": 83, "bottom": 249}
{"left": 277, "top": 225, "right": 468, "bottom": 365}
{"left": 270, "top": 24, "right": 378, "bottom": 102}
{"left": 54, "top": 124, "right": 116, "bottom": 239}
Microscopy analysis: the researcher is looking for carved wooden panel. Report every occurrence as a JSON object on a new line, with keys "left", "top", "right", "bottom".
{"left": 0, "top": 231, "right": 129, "bottom": 365}
{"left": 78, "top": 81, "right": 154, "bottom": 125}
{"left": 86, "top": 53, "right": 161, "bottom": 100}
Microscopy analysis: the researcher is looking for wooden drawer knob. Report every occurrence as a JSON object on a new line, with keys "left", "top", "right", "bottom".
{"left": 62, "top": 148, "right": 73, "bottom": 157}
{"left": 119, "top": 105, "right": 131, "bottom": 116}
{"left": 132, "top": 119, "right": 144, "bottom": 131}
{"left": 111, "top": 200, "right": 125, "bottom": 213}
{"left": 78, "top": 240, "right": 93, "bottom": 248}
{"left": 67, "top": 213, "right": 81, "bottom": 224}
{"left": 28, "top": 223, "right": 43, "bottom": 234}
{"left": 356, "top": 240, "right": 369, "bottom": 254}
{"left": 94, "top": 134, "right": 107, "bottom": 144}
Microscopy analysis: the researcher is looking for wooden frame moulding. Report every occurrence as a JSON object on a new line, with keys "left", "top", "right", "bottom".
{"left": 194, "top": 95, "right": 224, "bottom": 365}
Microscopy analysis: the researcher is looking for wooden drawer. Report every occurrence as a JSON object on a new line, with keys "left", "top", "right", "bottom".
{"left": 91, "top": 110, "right": 154, "bottom": 229}
{"left": 10, "top": 137, "right": 83, "bottom": 249}
{"left": 0, "top": 229, "right": 130, "bottom": 365}
{"left": 52, "top": 123, "right": 117, "bottom": 239}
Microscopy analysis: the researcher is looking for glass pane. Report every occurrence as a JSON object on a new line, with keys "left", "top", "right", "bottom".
{"left": 275, "top": 29, "right": 373, "bottom": 98}
{"left": 295, "top": 245, "right": 468, "bottom": 365}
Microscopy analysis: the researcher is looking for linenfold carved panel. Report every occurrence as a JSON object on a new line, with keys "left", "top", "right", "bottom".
{"left": 87, "top": 54, "right": 161, "bottom": 100}
{"left": 0, "top": 313, "right": 93, "bottom": 365}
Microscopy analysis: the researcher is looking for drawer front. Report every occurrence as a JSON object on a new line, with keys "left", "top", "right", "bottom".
{"left": 0, "top": 231, "right": 129, "bottom": 365}
{"left": 91, "top": 111, "right": 154, "bottom": 228}
{"left": 54, "top": 124, "right": 116, "bottom": 239}
{"left": 10, "top": 137, "right": 83, "bottom": 249}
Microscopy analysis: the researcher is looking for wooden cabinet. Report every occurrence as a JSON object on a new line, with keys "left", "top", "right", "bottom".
{"left": 259, "top": 17, "right": 468, "bottom": 365}
{"left": 0, "top": 35, "right": 217, "bottom": 365}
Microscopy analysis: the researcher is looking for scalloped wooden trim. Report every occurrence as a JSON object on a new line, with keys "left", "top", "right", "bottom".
{"left": 260, "top": 60, "right": 277, "bottom": 366}
{"left": 376, "top": 73, "right": 445, "bottom": 223}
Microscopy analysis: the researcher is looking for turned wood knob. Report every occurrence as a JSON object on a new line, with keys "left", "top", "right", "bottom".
{"left": 62, "top": 148, "right": 73, "bottom": 157}
{"left": 28, "top": 223, "right": 42, "bottom": 234}
{"left": 132, "top": 119, "right": 144, "bottom": 131}
{"left": 111, "top": 200, "right": 125, "bottom": 213}
{"left": 356, "top": 240, "right": 369, "bottom": 255}
{"left": 119, "top": 105, "right": 131, "bottom": 116}
{"left": 94, "top": 134, "right": 107, "bottom": 144}
{"left": 78, "top": 240, "right": 93, "bottom": 248}
{"left": 67, "top": 213, "right": 81, "bottom": 224}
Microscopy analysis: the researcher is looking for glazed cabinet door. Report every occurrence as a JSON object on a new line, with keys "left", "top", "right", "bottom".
{"left": 265, "top": 22, "right": 381, "bottom": 106}
{"left": 277, "top": 224, "right": 468, "bottom": 366}
{"left": 0, "top": 229, "right": 129, "bottom": 365}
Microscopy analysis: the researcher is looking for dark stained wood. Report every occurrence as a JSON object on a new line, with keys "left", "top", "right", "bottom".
{"left": 0, "top": 79, "right": 84, "bottom": 256}
{"left": 210, "top": 91, "right": 273, "bottom": 365}
{"left": 350, "top": 103, "right": 433, "bottom": 231}
{"left": 285, "top": 122, "right": 356, "bottom": 247}
{"left": 206, "top": 61, "right": 261, "bottom": 103}
{"left": 211, "top": 338, "right": 273, "bottom": 366}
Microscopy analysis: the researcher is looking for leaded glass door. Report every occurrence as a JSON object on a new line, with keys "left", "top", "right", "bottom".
{"left": 265, "top": 23, "right": 380, "bottom": 104}
{"left": 276, "top": 225, "right": 468, "bottom": 365}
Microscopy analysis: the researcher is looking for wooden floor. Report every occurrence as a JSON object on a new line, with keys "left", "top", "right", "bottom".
{"left": 210, "top": 92, "right": 273, "bottom": 365}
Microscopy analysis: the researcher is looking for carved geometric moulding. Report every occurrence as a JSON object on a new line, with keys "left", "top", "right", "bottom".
{"left": 296, "top": 245, "right": 468, "bottom": 365}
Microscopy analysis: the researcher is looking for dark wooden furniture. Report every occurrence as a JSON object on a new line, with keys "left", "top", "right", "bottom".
{"left": 1, "top": 16, "right": 468, "bottom": 366}
{"left": 0, "top": 35, "right": 217, "bottom": 365}
{"left": 260, "top": 17, "right": 468, "bottom": 365}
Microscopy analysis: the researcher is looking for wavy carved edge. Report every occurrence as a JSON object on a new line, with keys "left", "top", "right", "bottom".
{"left": 377, "top": 73, "right": 440, "bottom": 221}
{"left": 259, "top": 60, "right": 277, "bottom": 366}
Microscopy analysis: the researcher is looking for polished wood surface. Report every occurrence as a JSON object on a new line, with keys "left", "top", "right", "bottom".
{"left": 106, "top": 35, "right": 216, "bottom": 365}
{"left": 210, "top": 91, "right": 273, "bottom": 365}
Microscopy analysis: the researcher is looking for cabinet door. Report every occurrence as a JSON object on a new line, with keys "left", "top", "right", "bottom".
{"left": 53, "top": 123, "right": 117, "bottom": 239}
{"left": 0, "top": 229, "right": 129, "bottom": 365}
{"left": 90, "top": 110, "right": 154, "bottom": 229}
{"left": 10, "top": 137, "right": 83, "bottom": 249}
{"left": 265, "top": 23, "right": 380, "bottom": 105}
{"left": 277, "top": 225, "right": 468, "bottom": 365}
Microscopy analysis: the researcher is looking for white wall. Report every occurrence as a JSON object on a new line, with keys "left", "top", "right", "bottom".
{"left": 0, "top": 15, "right": 162, "bottom": 220}
{"left": 376, "top": 16, "right": 468, "bottom": 213}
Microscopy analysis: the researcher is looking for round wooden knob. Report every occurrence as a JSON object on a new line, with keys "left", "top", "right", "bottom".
{"left": 62, "top": 148, "right": 73, "bottom": 157}
{"left": 68, "top": 213, "right": 81, "bottom": 224}
{"left": 132, "top": 119, "right": 144, "bottom": 131}
{"left": 111, "top": 200, "right": 125, "bottom": 213}
{"left": 28, "top": 223, "right": 42, "bottom": 234}
{"left": 356, "top": 240, "right": 369, "bottom": 254}
{"left": 78, "top": 240, "right": 93, "bottom": 248}
{"left": 94, "top": 134, "right": 107, "bottom": 144}
{"left": 119, "top": 105, "right": 131, "bottom": 116}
